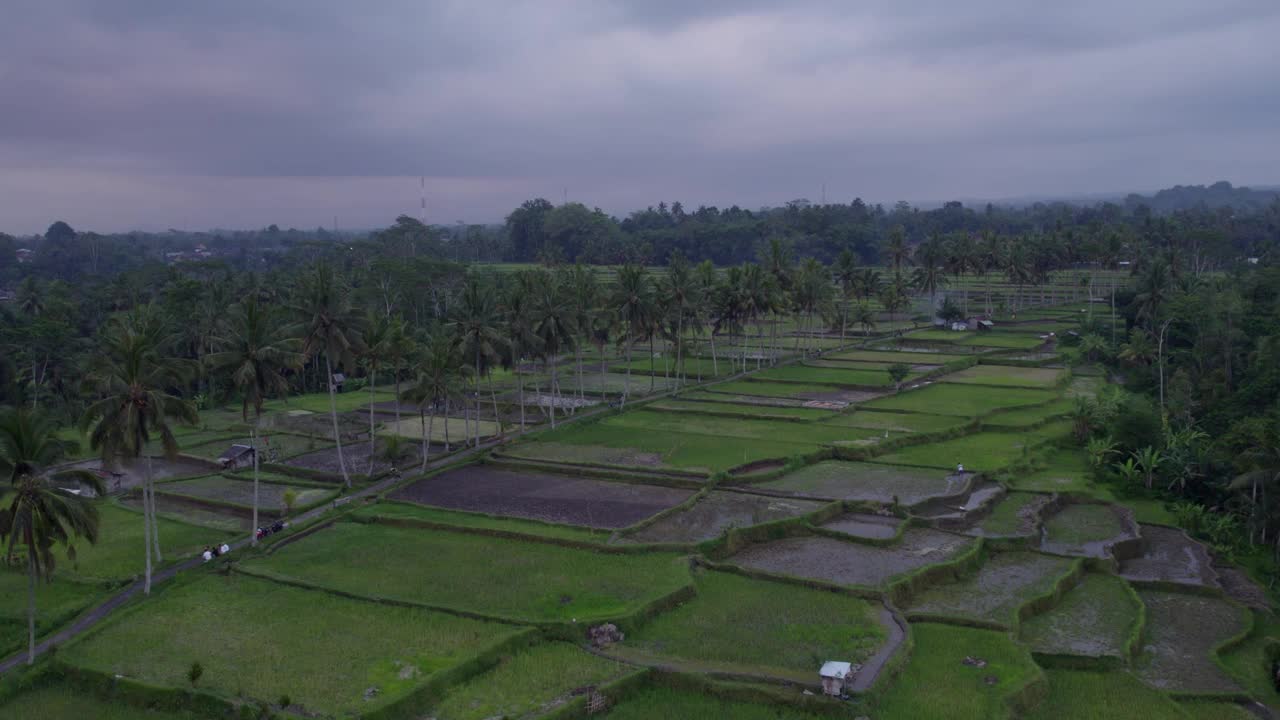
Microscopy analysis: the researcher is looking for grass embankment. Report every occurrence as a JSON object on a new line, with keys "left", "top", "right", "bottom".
{"left": 245, "top": 522, "right": 691, "bottom": 622}
{"left": 352, "top": 502, "right": 609, "bottom": 543}
{"left": 863, "top": 383, "right": 1056, "bottom": 417}
{"left": 619, "top": 570, "right": 885, "bottom": 678}
{"left": 61, "top": 574, "right": 518, "bottom": 716}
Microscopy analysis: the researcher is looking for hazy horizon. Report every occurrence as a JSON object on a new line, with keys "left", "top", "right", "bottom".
{"left": 4, "top": 1, "right": 1279, "bottom": 234}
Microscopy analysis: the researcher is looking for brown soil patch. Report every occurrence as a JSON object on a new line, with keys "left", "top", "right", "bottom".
{"left": 730, "top": 529, "right": 973, "bottom": 588}
{"left": 390, "top": 465, "right": 693, "bottom": 528}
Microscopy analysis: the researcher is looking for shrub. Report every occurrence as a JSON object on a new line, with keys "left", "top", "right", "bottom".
{"left": 188, "top": 661, "right": 203, "bottom": 688}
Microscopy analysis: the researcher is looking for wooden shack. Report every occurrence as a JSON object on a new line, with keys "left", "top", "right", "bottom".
{"left": 218, "top": 444, "right": 255, "bottom": 471}
{"left": 819, "top": 660, "right": 854, "bottom": 696}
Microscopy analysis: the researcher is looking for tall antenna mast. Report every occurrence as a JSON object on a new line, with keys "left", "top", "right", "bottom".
{"left": 420, "top": 176, "right": 427, "bottom": 225}
{"left": 821, "top": 182, "right": 827, "bottom": 205}
{"left": 563, "top": 186, "right": 568, "bottom": 205}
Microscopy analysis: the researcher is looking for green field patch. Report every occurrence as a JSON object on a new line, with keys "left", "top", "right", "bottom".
{"left": 1219, "top": 613, "right": 1280, "bottom": 709}
{"left": 904, "top": 329, "right": 964, "bottom": 343}
{"left": 1023, "top": 669, "right": 1191, "bottom": 720}
{"left": 956, "top": 334, "right": 1049, "bottom": 350}
{"left": 512, "top": 425, "right": 815, "bottom": 473}
{"left": 753, "top": 364, "right": 907, "bottom": 388}
{"left": 429, "top": 642, "right": 628, "bottom": 720}
{"left": 383, "top": 416, "right": 503, "bottom": 442}
{"left": 709, "top": 380, "right": 847, "bottom": 398}
{"left": 943, "top": 365, "right": 1064, "bottom": 388}
{"left": 607, "top": 410, "right": 880, "bottom": 447}
{"left": 803, "top": 358, "right": 900, "bottom": 370}
{"left": 0, "top": 571, "right": 104, "bottom": 655}
{"left": 157, "top": 475, "right": 334, "bottom": 511}
{"left": 61, "top": 574, "right": 517, "bottom": 716}
{"left": 246, "top": 522, "right": 691, "bottom": 622}
{"left": 1041, "top": 504, "right": 1132, "bottom": 556}
{"left": 626, "top": 492, "right": 828, "bottom": 544}
{"left": 57, "top": 503, "right": 232, "bottom": 582}
{"left": 0, "top": 683, "right": 205, "bottom": 720}
{"left": 756, "top": 461, "right": 967, "bottom": 504}
{"left": 977, "top": 492, "right": 1051, "bottom": 536}
{"left": 610, "top": 356, "right": 729, "bottom": 378}
{"left": 824, "top": 410, "right": 971, "bottom": 434}
{"left": 863, "top": 383, "right": 1056, "bottom": 417}
{"left": 679, "top": 390, "right": 808, "bottom": 408}
{"left": 829, "top": 349, "right": 958, "bottom": 364}
{"left": 730, "top": 529, "right": 974, "bottom": 589}
{"left": 1180, "top": 701, "right": 1257, "bottom": 719}
{"left": 647, "top": 398, "right": 836, "bottom": 420}
{"left": 905, "top": 552, "right": 1075, "bottom": 626}
{"left": 144, "top": 431, "right": 241, "bottom": 457}
{"left": 262, "top": 389, "right": 397, "bottom": 414}
{"left": 601, "top": 685, "right": 835, "bottom": 720}
{"left": 983, "top": 399, "right": 1075, "bottom": 429}
{"left": 1135, "top": 590, "right": 1250, "bottom": 693}
{"left": 876, "top": 428, "right": 1061, "bottom": 471}
{"left": 352, "top": 502, "right": 609, "bottom": 542}
{"left": 1020, "top": 574, "right": 1138, "bottom": 659}
{"left": 618, "top": 570, "right": 885, "bottom": 678}
{"left": 871, "top": 623, "right": 1042, "bottom": 720}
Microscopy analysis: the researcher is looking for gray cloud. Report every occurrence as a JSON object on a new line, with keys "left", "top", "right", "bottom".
{"left": 1, "top": 0, "right": 1279, "bottom": 233}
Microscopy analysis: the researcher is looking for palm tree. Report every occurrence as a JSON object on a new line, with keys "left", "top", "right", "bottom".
{"left": 946, "top": 233, "right": 978, "bottom": 315}
{"left": 884, "top": 226, "right": 911, "bottom": 274}
{"left": 565, "top": 265, "right": 600, "bottom": 401}
{"left": 81, "top": 312, "right": 196, "bottom": 595}
{"left": 660, "top": 254, "right": 699, "bottom": 383}
{"left": 403, "top": 332, "right": 465, "bottom": 473}
{"left": 382, "top": 316, "right": 414, "bottom": 431}
{"left": 207, "top": 296, "right": 303, "bottom": 542}
{"left": 854, "top": 268, "right": 883, "bottom": 304}
{"left": 532, "top": 275, "right": 576, "bottom": 428}
{"left": 1134, "top": 260, "right": 1172, "bottom": 331}
{"left": 1131, "top": 446, "right": 1164, "bottom": 491}
{"left": 362, "top": 312, "right": 392, "bottom": 472}
{"left": 851, "top": 302, "right": 877, "bottom": 337}
{"left": 503, "top": 275, "right": 544, "bottom": 430}
{"left": 450, "top": 276, "right": 505, "bottom": 445}
{"left": 612, "top": 264, "right": 654, "bottom": 407}
{"left": 739, "top": 263, "right": 776, "bottom": 368}
{"left": 913, "top": 236, "right": 949, "bottom": 314}
{"left": 287, "top": 263, "right": 364, "bottom": 488}
{"left": 693, "top": 260, "right": 720, "bottom": 376}
{"left": 1, "top": 409, "right": 103, "bottom": 665}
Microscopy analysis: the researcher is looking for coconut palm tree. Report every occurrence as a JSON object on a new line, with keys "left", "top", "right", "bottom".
{"left": 81, "top": 311, "right": 197, "bottom": 594}
{"left": 612, "top": 264, "right": 654, "bottom": 407}
{"left": 531, "top": 275, "right": 576, "bottom": 428}
{"left": 207, "top": 295, "right": 303, "bottom": 542}
{"left": 382, "top": 315, "right": 414, "bottom": 431}
{"left": 660, "top": 254, "right": 699, "bottom": 382}
{"left": 946, "top": 233, "right": 978, "bottom": 315}
{"left": 1, "top": 409, "right": 103, "bottom": 665}
{"left": 287, "top": 263, "right": 364, "bottom": 488}
{"left": 362, "top": 312, "right": 392, "bottom": 472}
{"left": 884, "top": 226, "right": 911, "bottom": 274}
{"left": 693, "top": 260, "right": 720, "bottom": 376}
{"left": 450, "top": 276, "right": 505, "bottom": 445}
{"left": 503, "top": 274, "right": 544, "bottom": 430}
{"left": 913, "top": 236, "right": 949, "bottom": 314}
{"left": 403, "top": 332, "right": 466, "bottom": 473}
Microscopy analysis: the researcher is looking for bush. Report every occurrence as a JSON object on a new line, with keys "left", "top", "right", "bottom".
{"left": 187, "top": 661, "right": 203, "bottom": 688}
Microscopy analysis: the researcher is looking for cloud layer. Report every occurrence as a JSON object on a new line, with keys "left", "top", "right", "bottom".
{"left": 2, "top": 0, "right": 1279, "bottom": 232}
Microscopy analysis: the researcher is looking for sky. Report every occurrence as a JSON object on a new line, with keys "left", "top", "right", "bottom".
{"left": 2, "top": 0, "right": 1279, "bottom": 234}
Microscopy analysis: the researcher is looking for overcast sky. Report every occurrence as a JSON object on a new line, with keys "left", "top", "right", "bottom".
{"left": 3, "top": 0, "right": 1279, "bottom": 234}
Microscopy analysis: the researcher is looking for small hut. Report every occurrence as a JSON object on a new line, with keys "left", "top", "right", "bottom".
{"left": 218, "top": 444, "right": 256, "bottom": 471}
{"left": 330, "top": 372, "right": 346, "bottom": 393}
{"left": 819, "top": 661, "right": 854, "bottom": 696}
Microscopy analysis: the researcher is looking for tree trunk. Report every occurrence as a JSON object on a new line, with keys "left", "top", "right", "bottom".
{"left": 622, "top": 324, "right": 633, "bottom": 408}
{"left": 648, "top": 334, "right": 655, "bottom": 393}
{"left": 325, "top": 354, "right": 351, "bottom": 488}
{"left": 146, "top": 454, "right": 162, "bottom": 563}
{"left": 251, "top": 426, "right": 260, "bottom": 545}
{"left": 443, "top": 399, "right": 451, "bottom": 452}
{"left": 421, "top": 409, "right": 432, "bottom": 473}
{"left": 488, "top": 373, "right": 501, "bottom": 436}
{"left": 393, "top": 361, "right": 402, "bottom": 431}
{"left": 368, "top": 366, "right": 377, "bottom": 475}
{"left": 26, "top": 551, "right": 36, "bottom": 665}
{"left": 710, "top": 329, "right": 718, "bottom": 376}
{"left": 143, "top": 458, "right": 153, "bottom": 595}
{"left": 576, "top": 345, "right": 585, "bottom": 402}
{"left": 549, "top": 354, "right": 558, "bottom": 430}
{"left": 517, "top": 368, "right": 526, "bottom": 430}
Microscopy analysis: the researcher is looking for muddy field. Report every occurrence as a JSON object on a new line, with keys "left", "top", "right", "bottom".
{"left": 755, "top": 461, "right": 968, "bottom": 505}
{"left": 795, "top": 389, "right": 889, "bottom": 404}
{"left": 1120, "top": 525, "right": 1218, "bottom": 587}
{"left": 64, "top": 456, "right": 218, "bottom": 494}
{"left": 121, "top": 494, "right": 252, "bottom": 532}
{"left": 285, "top": 443, "right": 426, "bottom": 480}
{"left": 730, "top": 529, "right": 973, "bottom": 588}
{"left": 821, "top": 512, "right": 902, "bottom": 540}
{"left": 1040, "top": 503, "right": 1137, "bottom": 557}
{"left": 625, "top": 491, "right": 827, "bottom": 543}
{"left": 905, "top": 552, "right": 1074, "bottom": 626}
{"left": 1135, "top": 590, "right": 1249, "bottom": 693}
{"left": 158, "top": 476, "right": 334, "bottom": 511}
{"left": 391, "top": 466, "right": 693, "bottom": 528}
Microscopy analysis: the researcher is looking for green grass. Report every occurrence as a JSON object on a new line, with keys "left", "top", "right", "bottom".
{"left": 871, "top": 624, "right": 1041, "bottom": 720}
{"left": 979, "top": 492, "right": 1047, "bottom": 535}
{"left": 1218, "top": 612, "right": 1280, "bottom": 710}
{"left": 619, "top": 570, "right": 885, "bottom": 678}
{"left": 513, "top": 425, "right": 818, "bottom": 472}
{"left": 611, "top": 356, "right": 730, "bottom": 378}
{"left": 862, "top": 383, "right": 1056, "bottom": 417}
{"left": 756, "top": 460, "right": 958, "bottom": 504}
{"left": 61, "top": 574, "right": 518, "bottom": 716}
{"left": 156, "top": 475, "right": 334, "bottom": 510}
{"left": 350, "top": 501, "right": 609, "bottom": 542}
{"left": 58, "top": 503, "right": 232, "bottom": 582}
{"left": 647, "top": 398, "right": 835, "bottom": 420}
{"left": 262, "top": 390, "right": 397, "bottom": 414}
{"left": 824, "top": 410, "right": 972, "bottom": 434}
{"left": 905, "top": 552, "right": 1076, "bottom": 627}
{"left": 606, "top": 410, "right": 882, "bottom": 447}
{"left": 1020, "top": 574, "right": 1139, "bottom": 659}
{"left": 955, "top": 333, "right": 1048, "bottom": 349}
{"left": 904, "top": 330, "right": 964, "bottom": 343}
{"left": 1180, "top": 701, "right": 1256, "bottom": 719}
{"left": 601, "top": 685, "right": 837, "bottom": 720}
{"left": 0, "top": 683, "right": 207, "bottom": 719}
{"left": 983, "top": 399, "right": 1075, "bottom": 428}
{"left": 1022, "top": 669, "right": 1190, "bottom": 720}
{"left": 828, "top": 349, "right": 957, "bottom": 364}
{"left": 245, "top": 522, "right": 691, "bottom": 622}
{"left": 875, "top": 428, "right": 1059, "bottom": 471}
{"left": 753, "top": 364, "right": 911, "bottom": 388}
{"left": 943, "top": 365, "right": 1063, "bottom": 388}
{"left": 709, "top": 380, "right": 846, "bottom": 398}
{"left": 1042, "top": 504, "right": 1126, "bottom": 547}
{"left": 430, "top": 642, "right": 628, "bottom": 720}
{"left": 0, "top": 571, "right": 105, "bottom": 656}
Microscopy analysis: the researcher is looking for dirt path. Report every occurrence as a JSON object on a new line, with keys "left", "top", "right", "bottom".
{"left": 849, "top": 603, "right": 908, "bottom": 692}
